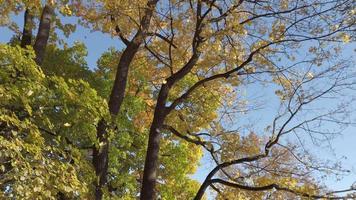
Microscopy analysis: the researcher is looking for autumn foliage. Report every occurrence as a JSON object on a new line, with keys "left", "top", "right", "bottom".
{"left": 0, "top": 0, "right": 356, "bottom": 199}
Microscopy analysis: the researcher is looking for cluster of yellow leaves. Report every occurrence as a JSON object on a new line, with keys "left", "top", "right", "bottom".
{"left": 270, "top": 21, "right": 286, "bottom": 42}
{"left": 340, "top": 33, "right": 351, "bottom": 43}
{"left": 272, "top": 76, "right": 295, "bottom": 100}
{"left": 59, "top": 4, "right": 72, "bottom": 16}
{"left": 220, "top": 132, "right": 262, "bottom": 162}
{"left": 73, "top": 0, "right": 148, "bottom": 36}
{"left": 280, "top": 0, "right": 289, "bottom": 10}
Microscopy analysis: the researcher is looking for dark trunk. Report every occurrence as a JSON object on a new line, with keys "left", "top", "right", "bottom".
{"left": 107, "top": 0, "right": 159, "bottom": 115}
{"left": 33, "top": 5, "right": 53, "bottom": 66}
{"left": 139, "top": 44, "right": 201, "bottom": 200}
{"left": 194, "top": 164, "right": 221, "bottom": 200}
{"left": 194, "top": 181, "right": 210, "bottom": 200}
{"left": 139, "top": 32, "right": 202, "bottom": 199}
{"left": 108, "top": 43, "right": 140, "bottom": 115}
{"left": 20, "top": 9, "right": 33, "bottom": 48}
{"left": 139, "top": 125, "right": 161, "bottom": 199}
{"left": 91, "top": 1, "right": 159, "bottom": 199}
{"left": 92, "top": 120, "right": 109, "bottom": 200}
{"left": 92, "top": 44, "right": 139, "bottom": 200}
{"left": 57, "top": 192, "right": 67, "bottom": 200}
{"left": 140, "top": 85, "right": 169, "bottom": 200}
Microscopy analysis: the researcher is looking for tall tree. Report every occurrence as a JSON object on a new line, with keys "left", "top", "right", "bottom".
{"left": 132, "top": 0, "right": 356, "bottom": 199}
{"left": 88, "top": 1, "right": 159, "bottom": 199}
{"left": 1, "top": 0, "right": 356, "bottom": 199}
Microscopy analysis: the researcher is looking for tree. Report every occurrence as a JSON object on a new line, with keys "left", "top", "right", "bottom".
{"left": 1, "top": 0, "right": 356, "bottom": 199}
{"left": 0, "top": 44, "right": 108, "bottom": 199}
{"left": 114, "top": 0, "right": 354, "bottom": 199}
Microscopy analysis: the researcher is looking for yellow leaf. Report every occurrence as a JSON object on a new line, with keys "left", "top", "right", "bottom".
{"left": 27, "top": 90, "right": 34, "bottom": 96}
{"left": 342, "top": 34, "right": 350, "bottom": 43}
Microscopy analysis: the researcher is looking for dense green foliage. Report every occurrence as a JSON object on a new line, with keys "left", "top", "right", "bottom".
{"left": 0, "top": 44, "right": 106, "bottom": 199}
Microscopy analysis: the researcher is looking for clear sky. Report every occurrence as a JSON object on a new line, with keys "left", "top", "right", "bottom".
{"left": 1, "top": 12, "right": 355, "bottom": 199}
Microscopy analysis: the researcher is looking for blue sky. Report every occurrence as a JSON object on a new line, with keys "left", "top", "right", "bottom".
{"left": 1, "top": 11, "right": 355, "bottom": 198}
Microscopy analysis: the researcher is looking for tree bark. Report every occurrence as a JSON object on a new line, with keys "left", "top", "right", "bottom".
{"left": 92, "top": 43, "right": 141, "bottom": 200}
{"left": 139, "top": 27, "right": 202, "bottom": 200}
{"left": 139, "top": 122, "right": 162, "bottom": 199}
{"left": 140, "top": 85, "right": 170, "bottom": 200}
{"left": 139, "top": 23, "right": 202, "bottom": 200}
{"left": 92, "top": 120, "right": 109, "bottom": 200}
{"left": 20, "top": 9, "right": 33, "bottom": 48}
{"left": 92, "top": 42, "right": 141, "bottom": 200}
{"left": 33, "top": 5, "right": 53, "bottom": 66}
{"left": 92, "top": 1, "right": 159, "bottom": 199}
{"left": 108, "top": 43, "right": 140, "bottom": 115}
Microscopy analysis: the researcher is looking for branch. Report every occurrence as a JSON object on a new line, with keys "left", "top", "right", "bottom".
{"left": 211, "top": 179, "right": 356, "bottom": 199}
{"left": 144, "top": 43, "right": 171, "bottom": 67}
{"left": 194, "top": 83, "right": 309, "bottom": 199}
{"left": 162, "top": 124, "right": 207, "bottom": 146}
{"left": 164, "top": 0, "right": 215, "bottom": 88}
{"left": 110, "top": 15, "right": 130, "bottom": 46}
{"left": 108, "top": 0, "right": 159, "bottom": 115}
{"left": 38, "top": 127, "right": 93, "bottom": 149}
{"left": 209, "top": 0, "right": 244, "bottom": 23}
{"left": 147, "top": 32, "right": 177, "bottom": 48}
{"left": 167, "top": 45, "right": 262, "bottom": 112}
{"left": 167, "top": 24, "right": 351, "bottom": 113}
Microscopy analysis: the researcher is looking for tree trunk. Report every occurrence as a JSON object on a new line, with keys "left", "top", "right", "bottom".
{"left": 139, "top": 123, "right": 162, "bottom": 199}
{"left": 20, "top": 9, "right": 33, "bottom": 48}
{"left": 139, "top": 35, "right": 202, "bottom": 199}
{"left": 92, "top": 120, "right": 109, "bottom": 200}
{"left": 140, "top": 85, "right": 169, "bottom": 200}
{"left": 33, "top": 5, "right": 53, "bottom": 66}
{"left": 91, "top": 1, "right": 158, "bottom": 199}
{"left": 108, "top": 43, "right": 140, "bottom": 115}
{"left": 92, "top": 44, "right": 139, "bottom": 200}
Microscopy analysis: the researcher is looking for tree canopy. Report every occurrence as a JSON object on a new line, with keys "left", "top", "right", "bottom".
{"left": 0, "top": 0, "right": 356, "bottom": 199}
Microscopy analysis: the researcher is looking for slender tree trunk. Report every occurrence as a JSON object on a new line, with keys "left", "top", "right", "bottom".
{"left": 92, "top": 1, "right": 159, "bottom": 199}
{"left": 139, "top": 34, "right": 202, "bottom": 199}
{"left": 20, "top": 9, "right": 33, "bottom": 48}
{"left": 92, "top": 43, "right": 140, "bottom": 200}
{"left": 139, "top": 124, "right": 161, "bottom": 199}
{"left": 108, "top": 43, "right": 140, "bottom": 115}
{"left": 92, "top": 120, "right": 109, "bottom": 200}
{"left": 33, "top": 5, "right": 53, "bottom": 66}
{"left": 140, "top": 85, "right": 170, "bottom": 200}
